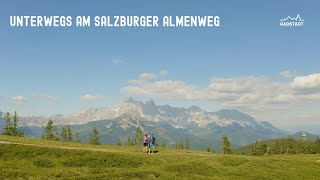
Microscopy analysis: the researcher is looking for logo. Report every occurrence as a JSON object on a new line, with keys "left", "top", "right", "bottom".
{"left": 280, "top": 14, "right": 304, "bottom": 27}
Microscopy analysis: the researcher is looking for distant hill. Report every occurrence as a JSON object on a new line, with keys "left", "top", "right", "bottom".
{"left": 0, "top": 98, "right": 287, "bottom": 150}
{"left": 291, "top": 131, "right": 319, "bottom": 141}
{"left": 235, "top": 131, "right": 320, "bottom": 155}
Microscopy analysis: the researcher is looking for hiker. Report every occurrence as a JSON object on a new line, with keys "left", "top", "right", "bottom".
{"left": 149, "top": 132, "right": 156, "bottom": 153}
{"left": 143, "top": 132, "right": 149, "bottom": 153}
{"left": 147, "top": 134, "right": 151, "bottom": 153}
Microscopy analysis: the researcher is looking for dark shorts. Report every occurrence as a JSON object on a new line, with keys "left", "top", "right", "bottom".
{"left": 144, "top": 143, "right": 148, "bottom": 146}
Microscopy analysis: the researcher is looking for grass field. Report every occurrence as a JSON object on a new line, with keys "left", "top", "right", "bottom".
{"left": 0, "top": 135, "right": 320, "bottom": 179}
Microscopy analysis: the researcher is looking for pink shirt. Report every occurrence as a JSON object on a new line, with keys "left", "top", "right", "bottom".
{"left": 144, "top": 135, "right": 149, "bottom": 144}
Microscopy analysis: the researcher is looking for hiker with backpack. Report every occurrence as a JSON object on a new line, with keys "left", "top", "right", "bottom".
{"left": 149, "top": 132, "right": 156, "bottom": 153}
{"left": 143, "top": 132, "right": 149, "bottom": 153}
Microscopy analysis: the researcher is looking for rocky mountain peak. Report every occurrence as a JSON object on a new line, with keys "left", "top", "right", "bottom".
{"left": 146, "top": 99, "right": 156, "bottom": 106}
{"left": 125, "top": 97, "right": 138, "bottom": 104}
{"left": 216, "top": 109, "right": 254, "bottom": 120}
{"left": 187, "top": 105, "right": 202, "bottom": 112}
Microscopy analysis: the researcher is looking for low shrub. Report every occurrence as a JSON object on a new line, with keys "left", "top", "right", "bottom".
{"left": 219, "top": 156, "right": 250, "bottom": 167}
{"left": 33, "top": 159, "right": 55, "bottom": 168}
{"left": 63, "top": 154, "right": 143, "bottom": 168}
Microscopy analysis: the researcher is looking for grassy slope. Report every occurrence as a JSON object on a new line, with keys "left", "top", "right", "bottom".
{"left": 0, "top": 136, "right": 320, "bottom": 179}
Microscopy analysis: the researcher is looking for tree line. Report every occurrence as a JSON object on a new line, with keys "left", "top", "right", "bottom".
{"left": 178, "top": 135, "right": 232, "bottom": 154}
{"left": 0, "top": 112, "right": 100, "bottom": 145}
{"left": 2, "top": 111, "right": 24, "bottom": 137}
{"left": 252, "top": 136, "right": 320, "bottom": 156}
{"left": 173, "top": 134, "right": 232, "bottom": 154}
{"left": 42, "top": 119, "right": 101, "bottom": 145}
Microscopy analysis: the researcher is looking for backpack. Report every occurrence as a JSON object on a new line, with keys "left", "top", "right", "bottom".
{"left": 152, "top": 135, "right": 156, "bottom": 144}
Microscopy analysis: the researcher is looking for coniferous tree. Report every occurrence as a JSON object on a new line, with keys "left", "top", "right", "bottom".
{"left": 287, "top": 136, "right": 297, "bottom": 154}
{"left": 133, "top": 138, "right": 137, "bottom": 146}
{"left": 3, "top": 112, "right": 12, "bottom": 136}
{"left": 2, "top": 112, "right": 23, "bottom": 136}
{"left": 207, "top": 147, "right": 211, "bottom": 152}
{"left": 252, "top": 142, "right": 269, "bottom": 156}
{"left": 252, "top": 137, "right": 320, "bottom": 156}
{"left": 185, "top": 136, "right": 190, "bottom": 150}
{"left": 89, "top": 128, "right": 100, "bottom": 145}
{"left": 54, "top": 126, "right": 60, "bottom": 141}
{"left": 66, "top": 125, "right": 72, "bottom": 142}
{"left": 304, "top": 141, "right": 313, "bottom": 154}
{"left": 12, "top": 111, "right": 18, "bottom": 136}
{"left": 42, "top": 119, "right": 59, "bottom": 141}
{"left": 61, "top": 126, "right": 68, "bottom": 141}
{"left": 127, "top": 136, "right": 132, "bottom": 146}
{"left": 222, "top": 135, "right": 232, "bottom": 154}
{"left": 252, "top": 141, "right": 259, "bottom": 155}
{"left": 135, "top": 126, "right": 143, "bottom": 146}
{"left": 117, "top": 138, "right": 122, "bottom": 146}
{"left": 261, "top": 144, "right": 268, "bottom": 155}
{"left": 13, "top": 112, "right": 24, "bottom": 137}
{"left": 60, "top": 125, "right": 72, "bottom": 142}
{"left": 298, "top": 140, "right": 306, "bottom": 153}
{"left": 271, "top": 140, "right": 282, "bottom": 154}
{"left": 75, "top": 131, "right": 81, "bottom": 143}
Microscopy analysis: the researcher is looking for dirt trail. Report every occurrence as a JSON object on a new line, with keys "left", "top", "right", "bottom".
{"left": 0, "top": 140, "right": 216, "bottom": 157}
{"left": 0, "top": 140, "right": 118, "bottom": 153}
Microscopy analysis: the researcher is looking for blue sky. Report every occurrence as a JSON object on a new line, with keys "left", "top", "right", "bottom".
{"left": 0, "top": 1, "right": 320, "bottom": 133}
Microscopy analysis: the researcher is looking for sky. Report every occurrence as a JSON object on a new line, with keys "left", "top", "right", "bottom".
{"left": 0, "top": 0, "right": 320, "bottom": 133}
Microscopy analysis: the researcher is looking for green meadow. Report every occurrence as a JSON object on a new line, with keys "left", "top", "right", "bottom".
{"left": 0, "top": 135, "right": 320, "bottom": 179}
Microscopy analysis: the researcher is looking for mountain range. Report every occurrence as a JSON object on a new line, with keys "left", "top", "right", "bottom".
{"left": 0, "top": 98, "right": 288, "bottom": 150}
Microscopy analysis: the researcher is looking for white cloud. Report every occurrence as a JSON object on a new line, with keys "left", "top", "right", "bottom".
{"left": 128, "top": 70, "right": 169, "bottom": 85}
{"left": 139, "top": 73, "right": 158, "bottom": 81}
{"left": 112, "top": 59, "right": 123, "bottom": 65}
{"left": 32, "top": 94, "right": 57, "bottom": 101}
{"left": 12, "top": 96, "right": 28, "bottom": 103}
{"left": 208, "top": 76, "right": 269, "bottom": 93}
{"left": 80, "top": 94, "right": 106, "bottom": 101}
{"left": 124, "top": 80, "right": 201, "bottom": 101}
{"left": 280, "top": 70, "right": 296, "bottom": 79}
{"left": 291, "top": 73, "right": 320, "bottom": 91}
{"left": 125, "top": 75, "right": 288, "bottom": 105}
{"left": 123, "top": 71, "right": 320, "bottom": 112}
{"left": 206, "top": 77, "right": 291, "bottom": 107}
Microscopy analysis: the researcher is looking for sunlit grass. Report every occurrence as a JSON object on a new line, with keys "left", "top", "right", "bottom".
{"left": 0, "top": 135, "right": 320, "bottom": 179}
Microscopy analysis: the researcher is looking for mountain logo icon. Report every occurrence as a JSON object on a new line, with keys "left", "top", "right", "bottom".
{"left": 280, "top": 14, "right": 304, "bottom": 27}
{"left": 280, "top": 14, "right": 304, "bottom": 22}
